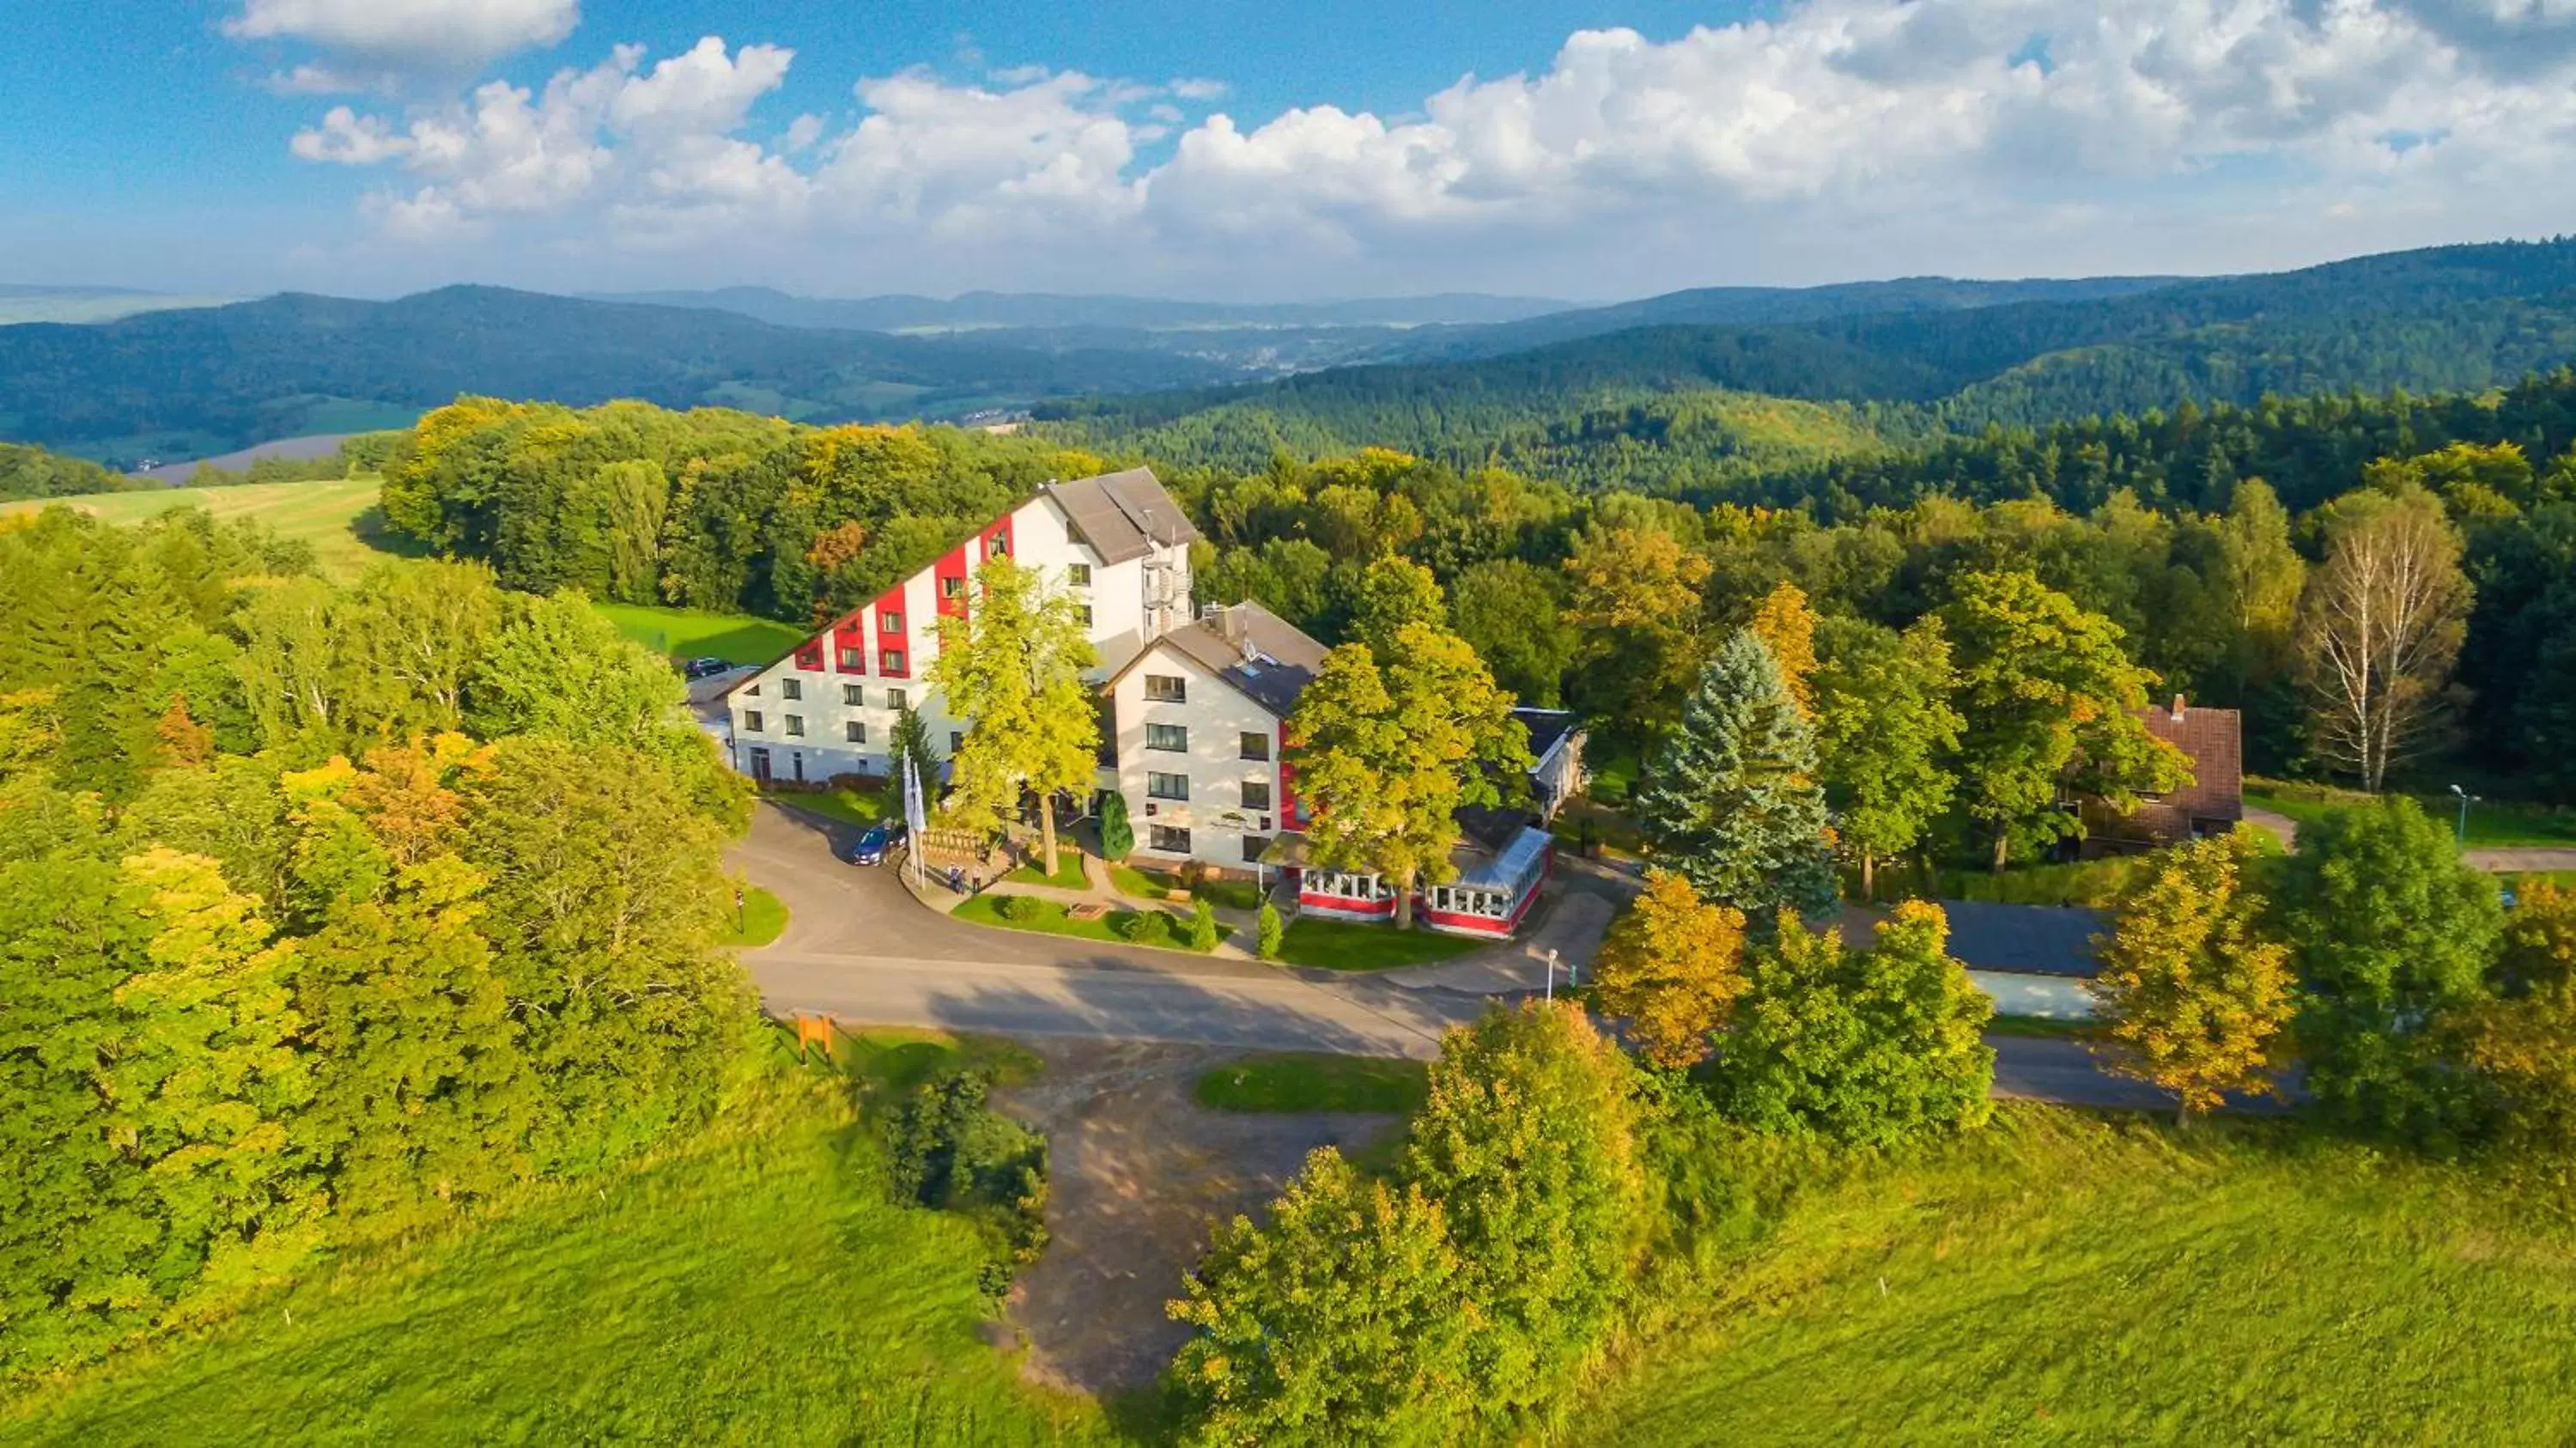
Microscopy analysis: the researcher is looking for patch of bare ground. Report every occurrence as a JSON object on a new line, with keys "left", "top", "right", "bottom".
{"left": 992, "top": 1039, "right": 1403, "bottom": 1395}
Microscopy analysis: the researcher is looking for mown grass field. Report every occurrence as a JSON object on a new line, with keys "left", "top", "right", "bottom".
{"left": 1589, "top": 1104, "right": 2576, "bottom": 1446}
{"left": 1271, "top": 916, "right": 1484, "bottom": 970}
{"left": 0, "top": 1071, "right": 1115, "bottom": 1447}
{"left": 591, "top": 601, "right": 805, "bottom": 665}
{"left": 0, "top": 478, "right": 404, "bottom": 578}
{"left": 1194, "top": 1053, "right": 1429, "bottom": 1114}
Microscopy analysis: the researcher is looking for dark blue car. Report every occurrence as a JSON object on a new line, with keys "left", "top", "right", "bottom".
{"left": 851, "top": 822, "right": 903, "bottom": 867}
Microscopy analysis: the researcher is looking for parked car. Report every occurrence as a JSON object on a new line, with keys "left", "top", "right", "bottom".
{"left": 682, "top": 656, "right": 732, "bottom": 680}
{"left": 851, "top": 821, "right": 905, "bottom": 867}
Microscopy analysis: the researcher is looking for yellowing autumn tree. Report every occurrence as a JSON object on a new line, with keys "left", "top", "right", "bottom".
{"left": 2090, "top": 832, "right": 2295, "bottom": 1119}
{"left": 1746, "top": 580, "right": 1820, "bottom": 718}
{"left": 1592, "top": 870, "right": 1748, "bottom": 1068}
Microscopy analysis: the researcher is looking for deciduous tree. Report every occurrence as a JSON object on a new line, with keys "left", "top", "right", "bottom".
{"left": 1592, "top": 870, "right": 1748, "bottom": 1068}
{"left": 1168, "top": 1148, "right": 1471, "bottom": 1447}
{"left": 2298, "top": 484, "right": 2472, "bottom": 792}
{"left": 1746, "top": 580, "right": 1820, "bottom": 717}
{"left": 2273, "top": 795, "right": 2500, "bottom": 1145}
{"left": 1401, "top": 1001, "right": 1646, "bottom": 1427}
{"left": 1813, "top": 615, "right": 1963, "bottom": 898}
{"left": 1709, "top": 901, "right": 1994, "bottom": 1144}
{"left": 1291, "top": 624, "right": 1529, "bottom": 928}
{"left": 1941, "top": 569, "right": 2189, "bottom": 868}
{"left": 2090, "top": 832, "right": 2296, "bottom": 1119}
{"left": 1564, "top": 524, "right": 1710, "bottom": 745}
{"left": 930, "top": 557, "right": 1100, "bottom": 878}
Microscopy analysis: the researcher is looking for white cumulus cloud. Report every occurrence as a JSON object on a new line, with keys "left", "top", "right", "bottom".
{"left": 279, "top": 1, "right": 2576, "bottom": 295}
{"left": 229, "top": 0, "right": 580, "bottom": 71}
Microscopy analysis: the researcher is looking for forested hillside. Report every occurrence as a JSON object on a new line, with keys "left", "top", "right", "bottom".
{"left": 0, "top": 441, "right": 141, "bottom": 502}
{"left": 1049, "top": 238, "right": 2576, "bottom": 472}
{"left": 0, "top": 288, "right": 1230, "bottom": 465}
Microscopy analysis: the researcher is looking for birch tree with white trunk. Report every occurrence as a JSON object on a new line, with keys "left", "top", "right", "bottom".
{"left": 2297, "top": 484, "right": 2470, "bottom": 793}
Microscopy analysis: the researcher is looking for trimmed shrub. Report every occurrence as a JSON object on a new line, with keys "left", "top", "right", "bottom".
{"left": 1257, "top": 903, "right": 1285, "bottom": 960}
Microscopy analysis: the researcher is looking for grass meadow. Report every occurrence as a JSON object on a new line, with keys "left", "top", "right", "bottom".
{"left": 1, "top": 1069, "right": 1115, "bottom": 1447}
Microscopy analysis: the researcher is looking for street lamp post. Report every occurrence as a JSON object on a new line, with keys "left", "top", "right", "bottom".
{"left": 1543, "top": 947, "right": 1559, "bottom": 1002}
{"left": 2450, "top": 784, "right": 2479, "bottom": 846}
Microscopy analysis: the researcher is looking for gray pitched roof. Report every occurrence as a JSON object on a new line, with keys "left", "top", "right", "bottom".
{"left": 1146, "top": 600, "right": 1328, "bottom": 717}
{"left": 1045, "top": 465, "right": 1199, "bottom": 564}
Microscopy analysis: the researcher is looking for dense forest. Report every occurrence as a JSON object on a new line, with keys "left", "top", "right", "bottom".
{"left": 0, "top": 442, "right": 142, "bottom": 502}
{"left": 370, "top": 369, "right": 2576, "bottom": 805}
{"left": 0, "top": 507, "right": 762, "bottom": 1374}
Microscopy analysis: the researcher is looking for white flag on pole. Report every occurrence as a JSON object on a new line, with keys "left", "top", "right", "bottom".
{"left": 903, "top": 759, "right": 929, "bottom": 888}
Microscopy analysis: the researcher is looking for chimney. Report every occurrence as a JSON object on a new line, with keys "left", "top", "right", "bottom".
{"left": 2171, "top": 693, "right": 2186, "bottom": 721}
{"left": 1222, "top": 603, "right": 1249, "bottom": 651}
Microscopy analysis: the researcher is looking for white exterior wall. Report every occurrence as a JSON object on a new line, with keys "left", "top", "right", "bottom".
{"left": 1109, "top": 642, "right": 1284, "bottom": 873}
{"left": 723, "top": 490, "right": 1193, "bottom": 786}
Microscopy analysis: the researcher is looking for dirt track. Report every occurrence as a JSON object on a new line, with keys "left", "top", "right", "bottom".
{"left": 993, "top": 1041, "right": 1403, "bottom": 1395}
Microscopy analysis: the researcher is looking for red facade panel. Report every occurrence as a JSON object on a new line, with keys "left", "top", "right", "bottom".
{"left": 872, "top": 584, "right": 909, "bottom": 678}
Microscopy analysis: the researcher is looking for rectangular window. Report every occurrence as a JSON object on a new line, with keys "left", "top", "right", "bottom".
{"left": 744, "top": 710, "right": 764, "bottom": 733}
{"left": 942, "top": 576, "right": 966, "bottom": 599}
{"left": 1241, "top": 779, "right": 1272, "bottom": 811}
{"left": 1074, "top": 605, "right": 1094, "bottom": 627}
{"left": 1242, "top": 835, "right": 1269, "bottom": 864}
{"left": 838, "top": 646, "right": 863, "bottom": 670}
{"left": 987, "top": 532, "right": 1009, "bottom": 556}
{"left": 882, "top": 648, "right": 907, "bottom": 675}
{"left": 1149, "top": 824, "right": 1193, "bottom": 855}
{"left": 842, "top": 684, "right": 864, "bottom": 707}
{"left": 1145, "top": 723, "right": 1188, "bottom": 752}
{"left": 886, "top": 687, "right": 908, "bottom": 712}
{"left": 880, "top": 610, "right": 903, "bottom": 633}
{"left": 780, "top": 678, "right": 802, "bottom": 701}
{"left": 1147, "top": 771, "right": 1189, "bottom": 801}
{"left": 784, "top": 715, "right": 805, "bottom": 738}
{"left": 1239, "top": 731, "right": 1270, "bottom": 762}
{"left": 1067, "top": 563, "right": 1092, "bottom": 587}
{"left": 1144, "top": 674, "right": 1187, "bottom": 703}
{"left": 949, "top": 730, "right": 966, "bottom": 752}
{"left": 845, "top": 721, "right": 867, "bottom": 744}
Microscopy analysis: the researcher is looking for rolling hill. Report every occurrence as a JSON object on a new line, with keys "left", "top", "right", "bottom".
{"left": 1049, "top": 237, "right": 2576, "bottom": 478}
{"left": 0, "top": 287, "right": 1236, "bottom": 466}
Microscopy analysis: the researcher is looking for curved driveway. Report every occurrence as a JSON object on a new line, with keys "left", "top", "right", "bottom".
{"left": 733, "top": 804, "right": 1500, "bottom": 1058}
{"left": 732, "top": 803, "right": 2202, "bottom": 1109}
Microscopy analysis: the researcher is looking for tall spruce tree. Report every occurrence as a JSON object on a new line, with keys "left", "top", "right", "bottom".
{"left": 1633, "top": 630, "right": 1838, "bottom": 921}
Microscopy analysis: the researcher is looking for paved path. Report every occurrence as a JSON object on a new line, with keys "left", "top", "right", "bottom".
{"left": 731, "top": 804, "right": 2196, "bottom": 1106}
{"left": 735, "top": 805, "right": 1492, "bottom": 1058}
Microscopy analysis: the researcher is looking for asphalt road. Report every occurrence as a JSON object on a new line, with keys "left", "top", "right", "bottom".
{"left": 731, "top": 803, "right": 2197, "bottom": 1107}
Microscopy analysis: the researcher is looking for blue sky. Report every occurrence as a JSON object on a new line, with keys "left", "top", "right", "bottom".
{"left": 4, "top": 0, "right": 2572, "bottom": 300}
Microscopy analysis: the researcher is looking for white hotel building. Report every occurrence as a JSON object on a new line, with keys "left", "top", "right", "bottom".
{"left": 721, "top": 466, "right": 1195, "bottom": 787}
{"left": 722, "top": 465, "right": 1583, "bottom": 935}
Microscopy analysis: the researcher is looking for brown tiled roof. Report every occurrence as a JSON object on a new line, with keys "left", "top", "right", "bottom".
{"left": 2138, "top": 697, "right": 2243, "bottom": 824}
{"left": 1045, "top": 466, "right": 1200, "bottom": 563}
{"left": 1127, "top": 600, "right": 1328, "bottom": 716}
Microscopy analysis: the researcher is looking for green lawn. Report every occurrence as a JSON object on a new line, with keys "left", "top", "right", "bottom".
{"left": 1107, "top": 864, "right": 1263, "bottom": 910}
{"left": 1271, "top": 916, "right": 1485, "bottom": 971}
{"left": 1107, "top": 862, "right": 1171, "bottom": 899}
{"left": 765, "top": 784, "right": 890, "bottom": 828}
{"left": 1005, "top": 851, "right": 1092, "bottom": 889}
{"left": 720, "top": 885, "right": 788, "bottom": 948}
{"left": 1194, "top": 1054, "right": 1430, "bottom": 1114}
{"left": 590, "top": 601, "right": 805, "bottom": 665}
{"left": 0, "top": 1073, "right": 1117, "bottom": 1447}
{"left": 0, "top": 478, "right": 411, "bottom": 579}
{"left": 952, "top": 894, "right": 1229, "bottom": 952}
{"left": 1585, "top": 1104, "right": 2576, "bottom": 1445}
{"left": 2248, "top": 778, "right": 2576, "bottom": 849}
